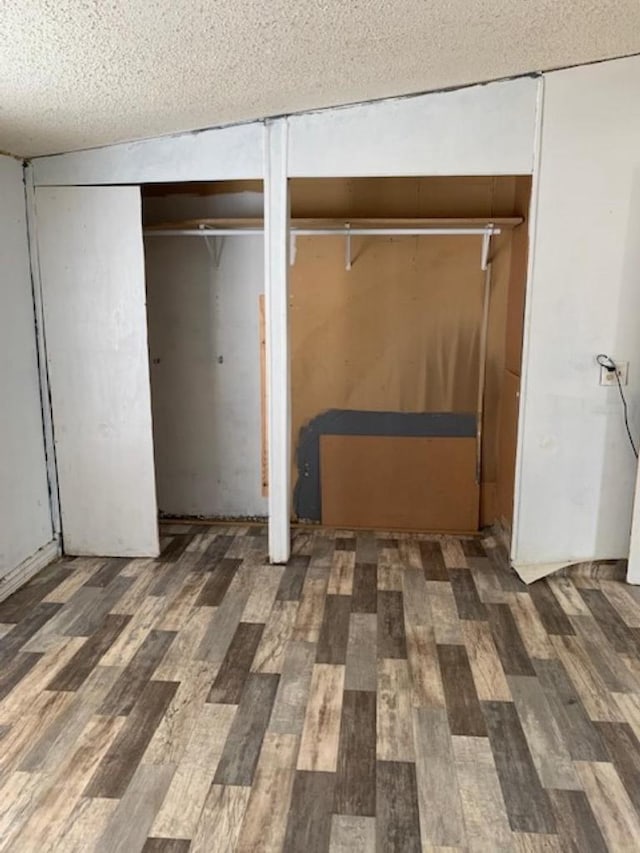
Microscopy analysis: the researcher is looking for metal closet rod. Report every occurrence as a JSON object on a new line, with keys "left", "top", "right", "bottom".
{"left": 144, "top": 225, "right": 501, "bottom": 237}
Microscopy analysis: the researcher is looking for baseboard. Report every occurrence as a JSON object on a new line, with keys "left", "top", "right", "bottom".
{"left": 0, "top": 538, "right": 61, "bottom": 603}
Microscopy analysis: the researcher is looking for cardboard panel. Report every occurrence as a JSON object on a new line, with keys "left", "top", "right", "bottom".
{"left": 320, "top": 435, "right": 479, "bottom": 532}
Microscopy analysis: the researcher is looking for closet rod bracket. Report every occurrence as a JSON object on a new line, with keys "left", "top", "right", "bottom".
{"left": 345, "top": 223, "right": 352, "bottom": 271}
{"left": 201, "top": 225, "right": 224, "bottom": 268}
{"left": 480, "top": 225, "right": 494, "bottom": 272}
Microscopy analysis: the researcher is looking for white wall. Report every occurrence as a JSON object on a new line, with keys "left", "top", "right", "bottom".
{"left": 0, "top": 156, "right": 53, "bottom": 576}
{"left": 144, "top": 192, "right": 267, "bottom": 518}
{"left": 514, "top": 55, "right": 640, "bottom": 572}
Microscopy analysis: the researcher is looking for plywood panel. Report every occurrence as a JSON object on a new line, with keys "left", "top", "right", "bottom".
{"left": 320, "top": 435, "right": 479, "bottom": 532}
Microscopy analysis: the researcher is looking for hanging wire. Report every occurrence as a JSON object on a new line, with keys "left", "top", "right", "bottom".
{"left": 596, "top": 354, "right": 639, "bottom": 459}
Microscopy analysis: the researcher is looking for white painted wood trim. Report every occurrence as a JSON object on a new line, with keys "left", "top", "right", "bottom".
{"left": 510, "top": 75, "right": 544, "bottom": 566}
{"left": 30, "top": 75, "right": 538, "bottom": 186}
{"left": 627, "top": 463, "right": 640, "bottom": 584}
{"left": 31, "top": 121, "right": 264, "bottom": 186}
{"left": 23, "top": 164, "right": 61, "bottom": 537}
{"left": 36, "top": 186, "right": 160, "bottom": 557}
{"left": 0, "top": 538, "right": 60, "bottom": 603}
{"left": 287, "top": 76, "right": 538, "bottom": 177}
{"left": 264, "top": 119, "right": 291, "bottom": 563}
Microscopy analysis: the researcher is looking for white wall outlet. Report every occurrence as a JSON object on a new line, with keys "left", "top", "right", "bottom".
{"left": 600, "top": 360, "right": 629, "bottom": 386}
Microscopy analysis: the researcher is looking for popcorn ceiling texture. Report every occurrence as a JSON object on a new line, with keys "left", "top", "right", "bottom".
{"left": 2, "top": 1, "right": 640, "bottom": 157}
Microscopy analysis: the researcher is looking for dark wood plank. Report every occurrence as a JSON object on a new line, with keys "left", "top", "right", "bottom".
{"left": 276, "top": 555, "right": 310, "bottom": 601}
{"left": 486, "top": 603, "right": 536, "bottom": 676}
{"left": 482, "top": 700, "right": 557, "bottom": 834}
{"left": 213, "top": 672, "right": 280, "bottom": 786}
{"left": 579, "top": 588, "right": 640, "bottom": 655}
{"left": 194, "top": 558, "right": 241, "bottom": 606}
{"left": 282, "top": 770, "right": 334, "bottom": 853}
{"left": 0, "top": 652, "right": 43, "bottom": 700}
{"left": 316, "top": 594, "right": 351, "bottom": 665}
{"left": 83, "top": 680, "right": 179, "bottom": 798}
{"left": 63, "top": 575, "right": 135, "bottom": 636}
{"left": 376, "top": 760, "right": 421, "bottom": 853}
{"left": 355, "top": 532, "right": 378, "bottom": 564}
{"left": 142, "top": 840, "right": 191, "bottom": 853}
{"left": 460, "top": 538, "right": 486, "bottom": 558}
{"left": 528, "top": 581, "right": 576, "bottom": 636}
{"left": 335, "top": 537, "right": 356, "bottom": 552}
{"left": 0, "top": 602, "right": 61, "bottom": 662}
{"left": 377, "top": 591, "right": 407, "bottom": 659}
{"left": 550, "top": 790, "right": 608, "bottom": 853}
{"left": 98, "top": 629, "right": 177, "bottom": 715}
{"left": 449, "top": 568, "right": 487, "bottom": 620}
{"left": 484, "top": 541, "right": 527, "bottom": 592}
{"left": 85, "top": 557, "right": 131, "bottom": 588}
{"left": 533, "top": 658, "right": 608, "bottom": 761}
{"left": 197, "top": 534, "right": 235, "bottom": 569}
{"left": 351, "top": 563, "right": 377, "bottom": 614}
{"left": 48, "top": 614, "right": 131, "bottom": 691}
{"left": 595, "top": 721, "right": 640, "bottom": 814}
{"left": 334, "top": 690, "right": 376, "bottom": 816}
{"left": 0, "top": 563, "right": 72, "bottom": 623}
{"left": 437, "top": 644, "right": 486, "bottom": 737}
{"left": 207, "top": 621, "right": 265, "bottom": 703}
{"left": 419, "top": 541, "right": 447, "bottom": 581}
{"left": 158, "top": 534, "right": 192, "bottom": 563}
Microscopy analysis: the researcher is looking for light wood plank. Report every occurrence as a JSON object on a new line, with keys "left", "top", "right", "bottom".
{"left": 190, "top": 784, "right": 251, "bottom": 853}
{"left": 451, "top": 735, "right": 514, "bottom": 853}
{"left": 413, "top": 708, "right": 466, "bottom": 847}
{"left": 507, "top": 593, "right": 554, "bottom": 659}
{"left": 327, "top": 550, "right": 355, "bottom": 595}
{"left": 329, "top": 815, "right": 376, "bottom": 852}
{"left": 241, "top": 566, "right": 284, "bottom": 623}
{"left": 297, "top": 663, "right": 345, "bottom": 772}
{"left": 575, "top": 760, "right": 640, "bottom": 850}
{"left": 429, "top": 587, "right": 462, "bottom": 645}
{"left": 236, "top": 733, "right": 299, "bottom": 852}
{"left": 462, "top": 620, "right": 512, "bottom": 701}
{"left": 377, "top": 658, "right": 414, "bottom": 762}
{"left": 150, "top": 703, "right": 237, "bottom": 838}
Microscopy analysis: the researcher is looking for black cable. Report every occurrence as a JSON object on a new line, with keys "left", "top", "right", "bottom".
{"left": 596, "top": 353, "right": 639, "bottom": 459}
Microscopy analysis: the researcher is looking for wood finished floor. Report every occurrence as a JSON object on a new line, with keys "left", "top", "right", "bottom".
{"left": 1, "top": 526, "right": 640, "bottom": 851}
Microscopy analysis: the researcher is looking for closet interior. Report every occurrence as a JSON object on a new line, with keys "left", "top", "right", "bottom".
{"left": 142, "top": 175, "right": 531, "bottom": 535}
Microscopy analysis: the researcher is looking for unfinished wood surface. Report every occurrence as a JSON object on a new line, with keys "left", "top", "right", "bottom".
{"left": 0, "top": 523, "right": 637, "bottom": 850}
{"left": 320, "top": 435, "right": 479, "bottom": 532}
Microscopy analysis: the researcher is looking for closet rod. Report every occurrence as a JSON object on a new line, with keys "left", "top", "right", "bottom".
{"left": 144, "top": 226, "right": 502, "bottom": 237}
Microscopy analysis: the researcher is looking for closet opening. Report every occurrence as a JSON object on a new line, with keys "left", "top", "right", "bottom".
{"left": 288, "top": 176, "right": 531, "bottom": 537}
{"left": 141, "top": 180, "right": 267, "bottom": 526}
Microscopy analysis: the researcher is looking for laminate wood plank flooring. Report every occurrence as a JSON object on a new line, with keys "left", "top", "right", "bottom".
{"left": 0, "top": 524, "right": 639, "bottom": 850}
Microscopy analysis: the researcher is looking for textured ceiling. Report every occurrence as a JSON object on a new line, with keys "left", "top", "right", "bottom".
{"left": 2, "top": 1, "right": 640, "bottom": 158}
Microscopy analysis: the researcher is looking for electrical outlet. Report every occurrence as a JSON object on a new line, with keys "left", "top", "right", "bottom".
{"left": 600, "top": 360, "right": 629, "bottom": 386}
